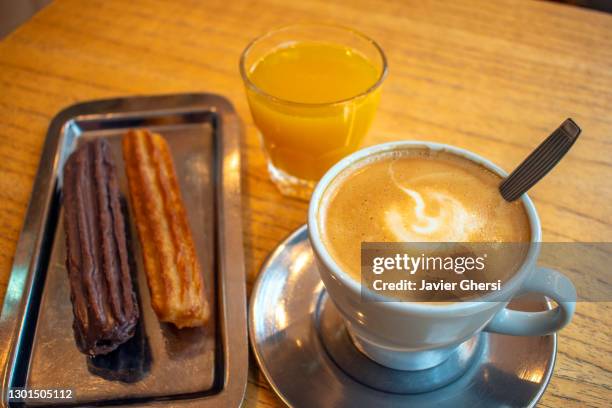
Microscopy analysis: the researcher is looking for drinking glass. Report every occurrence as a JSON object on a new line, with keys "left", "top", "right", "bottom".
{"left": 240, "top": 24, "right": 388, "bottom": 199}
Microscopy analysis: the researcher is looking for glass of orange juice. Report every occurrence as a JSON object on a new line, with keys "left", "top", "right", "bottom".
{"left": 240, "top": 24, "right": 388, "bottom": 199}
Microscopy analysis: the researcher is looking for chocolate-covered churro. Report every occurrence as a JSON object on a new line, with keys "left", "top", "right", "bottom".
{"left": 63, "top": 139, "right": 139, "bottom": 355}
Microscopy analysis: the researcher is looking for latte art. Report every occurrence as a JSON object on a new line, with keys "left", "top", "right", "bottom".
{"left": 319, "top": 148, "right": 531, "bottom": 282}
{"left": 386, "top": 167, "right": 482, "bottom": 242}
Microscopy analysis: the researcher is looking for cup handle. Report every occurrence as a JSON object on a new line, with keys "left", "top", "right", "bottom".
{"left": 484, "top": 267, "right": 576, "bottom": 336}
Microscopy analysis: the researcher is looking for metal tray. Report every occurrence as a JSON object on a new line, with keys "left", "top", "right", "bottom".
{"left": 0, "top": 93, "right": 248, "bottom": 407}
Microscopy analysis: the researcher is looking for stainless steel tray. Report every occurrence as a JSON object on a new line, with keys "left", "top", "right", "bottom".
{"left": 0, "top": 93, "right": 247, "bottom": 407}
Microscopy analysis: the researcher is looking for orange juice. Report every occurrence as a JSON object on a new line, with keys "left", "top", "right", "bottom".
{"left": 245, "top": 41, "right": 383, "bottom": 182}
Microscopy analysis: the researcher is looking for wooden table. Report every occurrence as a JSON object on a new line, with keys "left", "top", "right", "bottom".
{"left": 0, "top": 0, "right": 610, "bottom": 406}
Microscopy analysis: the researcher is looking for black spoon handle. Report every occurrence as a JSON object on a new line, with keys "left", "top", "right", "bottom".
{"left": 499, "top": 118, "right": 581, "bottom": 202}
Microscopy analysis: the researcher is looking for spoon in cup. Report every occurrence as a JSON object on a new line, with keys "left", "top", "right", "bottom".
{"left": 499, "top": 118, "right": 581, "bottom": 202}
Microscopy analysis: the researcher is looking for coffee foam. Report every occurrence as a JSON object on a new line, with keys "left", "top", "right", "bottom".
{"left": 386, "top": 164, "right": 482, "bottom": 242}
{"left": 318, "top": 148, "right": 531, "bottom": 281}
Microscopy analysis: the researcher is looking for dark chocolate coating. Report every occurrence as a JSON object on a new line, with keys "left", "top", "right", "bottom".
{"left": 63, "top": 139, "right": 139, "bottom": 355}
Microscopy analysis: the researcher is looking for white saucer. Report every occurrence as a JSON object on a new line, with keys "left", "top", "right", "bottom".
{"left": 249, "top": 226, "right": 556, "bottom": 407}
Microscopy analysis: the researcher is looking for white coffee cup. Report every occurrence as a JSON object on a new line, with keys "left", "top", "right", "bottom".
{"left": 308, "top": 141, "right": 576, "bottom": 370}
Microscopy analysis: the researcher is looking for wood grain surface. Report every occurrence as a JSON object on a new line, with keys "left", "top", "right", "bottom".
{"left": 0, "top": 0, "right": 610, "bottom": 406}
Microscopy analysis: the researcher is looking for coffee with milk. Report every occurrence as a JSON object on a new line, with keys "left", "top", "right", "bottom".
{"left": 318, "top": 148, "right": 531, "bottom": 283}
